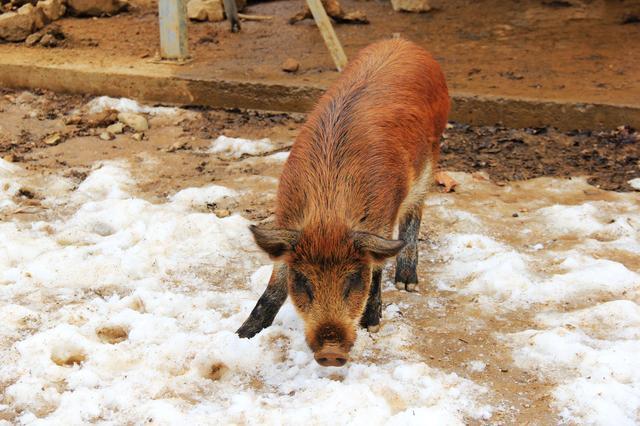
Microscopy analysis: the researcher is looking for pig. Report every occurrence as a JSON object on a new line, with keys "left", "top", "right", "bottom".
{"left": 237, "top": 38, "right": 450, "bottom": 367}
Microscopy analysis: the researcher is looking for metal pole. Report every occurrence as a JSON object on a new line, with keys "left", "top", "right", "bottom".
{"left": 222, "top": 0, "right": 240, "bottom": 32}
{"left": 305, "top": 0, "right": 348, "bottom": 71}
{"left": 158, "top": 0, "right": 189, "bottom": 60}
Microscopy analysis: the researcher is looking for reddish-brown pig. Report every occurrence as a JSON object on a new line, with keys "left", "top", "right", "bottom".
{"left": 237, "top": 38, "right": 450, "bottom": 367}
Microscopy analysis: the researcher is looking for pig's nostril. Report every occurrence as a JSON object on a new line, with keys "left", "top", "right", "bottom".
{"left": 314, "top": 348, "right": 348, "bottom": 367}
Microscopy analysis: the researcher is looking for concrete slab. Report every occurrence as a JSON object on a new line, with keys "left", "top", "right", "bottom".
{"left": 1, "top": 49, "right": 638, "bottom": 130}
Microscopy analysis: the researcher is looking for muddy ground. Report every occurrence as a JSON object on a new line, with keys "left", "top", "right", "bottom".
{"left": 1, "top": 0, "right": 640, "bottom": 108}
{"left": 1, "top": 91, "right": 639, "bottom": 424}
{"left": 1, "top": 89, "right": 638, "bottom": 196}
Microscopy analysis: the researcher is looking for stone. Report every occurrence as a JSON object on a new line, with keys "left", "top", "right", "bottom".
{"left": 390, "top": 0, "right": 431, "bottom": 13}
{"left": 281, "top": 58, "right": 300, "bottom": 73}
{"left": 289, "top": 0, "right": 368, "bottom": 24}
{"left": 628, "top": 178, "right": 640, "bottom": 191}
{"left": 187, "top": 0, "right": 224, "bottom": 22}
{"left": 43, "top": 133, "right": 62, "bottom": 146}
{"left": 66, "top": 0, "right": 126, "bottom": 16}
{"left": 166, "top": 141, "right": 188, "bottom": 152}
{"left": 106, "top": 122, "right": 124, "bottom": 134}
{"left": 20, "top": 3, "right": 49, "bottom": 29}
{"left": 214, "top": 209, "right": 230, "bottom": 218}
{"left": 39, "top": 32, "right": 59, "bottom": 46}
{"left": 117, "top": 112, "right": 148, "bottom": 132}
{"left": 36, "top": 0, "right": 67, "bottom": 20}
{"left": 25, "top": 31, "right": 43, "bottom": 46}
{"left": 131, "top": 132, "right": 143, "bottom": 141}
{"left": 99, "top": 131, "right": 113, "bottom": 140}
{"left": 0, "top": 11, "right": 35, "bottom": 41}
{"left": 86, "top": 109, "right": 118, "bottom": 127}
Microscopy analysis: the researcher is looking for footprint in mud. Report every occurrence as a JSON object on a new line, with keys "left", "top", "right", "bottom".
{"left": 51, "top": 346, "right": 87, "bottom": 366}
{"left": 205, "top": 362, "right": 229, "bottom": 381}
{"left": 96, "top": 325, "right": 129, "bottom": 344}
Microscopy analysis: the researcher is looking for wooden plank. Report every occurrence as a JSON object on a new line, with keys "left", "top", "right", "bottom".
{"left": 305, "top": 0, "right": 348, "bottom": 71}
{"left": 158, "top": 0, "right": 189, "bottom": 60}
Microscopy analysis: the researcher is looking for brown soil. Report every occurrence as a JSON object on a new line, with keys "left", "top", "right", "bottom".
{"left": 1, "top": 89, "right": 637, "bottom": 423}
{"left": 441, "top": 123, "right": 640, "bottom": 191}
{"left": 2, "top": 90, "right": 638, "bottom": 196}
{"left": 1, "top": 0, "right": 640, "bottom": 108}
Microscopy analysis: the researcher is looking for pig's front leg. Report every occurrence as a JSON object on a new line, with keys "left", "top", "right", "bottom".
{"left": 395, "top": 204, "right": 423, "bottom": 292}
{"left": 237, "top": 263, "right": 288, "bottom": 338}
{"left": 360, "top": 268, "right": 383, "bottom": 332}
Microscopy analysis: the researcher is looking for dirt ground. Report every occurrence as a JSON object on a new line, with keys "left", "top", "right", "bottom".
{"left": 2, "top": 89, "right": 639, "bottom": 424}
{"left": 2, "top": 89, "right": 638, "bottom": 195}
{"left": 1, "top": 0, "right": 640, "bottom": 109}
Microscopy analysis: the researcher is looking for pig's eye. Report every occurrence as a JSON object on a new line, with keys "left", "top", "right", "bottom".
{"left": 292, "top": 270, "right": 314, "bottom": 301}
{"left": 343, "top": 271, "right": 364, "bottom": 299}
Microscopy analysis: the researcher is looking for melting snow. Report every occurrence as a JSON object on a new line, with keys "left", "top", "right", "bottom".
{"left": 86, "top": 96, "right": 178, "bottom": 115}
{"left": 0, "top": 161, "right": 491, "bottom": 425}
{"left": 208, "top": 136, "right": 276, "bottom": 159}
{"left": 1, "top": 150, "right": 639, "bottom": 424}
{"left": 506, "top": 300, "right": 640, "bottom": 425}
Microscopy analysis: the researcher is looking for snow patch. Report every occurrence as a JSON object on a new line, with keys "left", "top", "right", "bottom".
{"left": 86, "top": 96, "right": 178, "bottom": 115}
{"left": 169, "top": 185, "right": 238, "bottom": 210}
{"left": 208, "top": 135, "right": 275, "bottom": 159}
{"left": 0, "top": 163, "right": 491, "bottom": 424}
{"left": 505, "top": 300, "right": 640, "bottom": 425}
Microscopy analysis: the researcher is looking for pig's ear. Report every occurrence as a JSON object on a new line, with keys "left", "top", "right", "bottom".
{"left": 249, "top": 225, "right": 299, "bottom": 260}
{"left": 352, "top": 232, "right": 406, "bottom": 262}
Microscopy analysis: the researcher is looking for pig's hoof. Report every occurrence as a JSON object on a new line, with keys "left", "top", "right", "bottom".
{"left": 395, "top": 282, "right": 419, "bottom": 292}
{"left": 405, "top": 283, "right": 418, "bottom": 292}
{"left": 367, "top": 324, "right": 381, "bottom": 333}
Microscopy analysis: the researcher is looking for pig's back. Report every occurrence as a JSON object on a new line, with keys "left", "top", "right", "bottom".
{"left": 277, "top": 39, "right": 449, "bottom": 231}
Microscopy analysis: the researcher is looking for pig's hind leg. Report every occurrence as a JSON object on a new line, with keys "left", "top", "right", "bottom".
{"left": 394, "top": 203, "right": 423, "bottom": 292}
{"left": 237, "top": 263, "right": 288, "bottom": 338}
{"left": 360, "top": 268, "right": 383, "bottom": 332}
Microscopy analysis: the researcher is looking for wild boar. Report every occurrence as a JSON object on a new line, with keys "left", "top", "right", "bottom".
{"left": 237, "top": 38, "right": 450, "bottom": 367}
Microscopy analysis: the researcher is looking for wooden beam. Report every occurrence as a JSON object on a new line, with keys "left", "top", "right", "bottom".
{"left": 158, "top": 0, "right": 189, "bottom": 60}
{"left": 305, "top": 0, "right": 348, "bottom": 71}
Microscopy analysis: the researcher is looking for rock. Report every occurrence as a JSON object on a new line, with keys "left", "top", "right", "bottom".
{"left": 66, "top": 0, "right": 126, "bottom": 16}
{"left": 390, "top": 0, "right": 431, "bottom": 13}
{"left": 187, "top": 0, "right": 224, "bottom": 21}
{"left": 131, "top": 132, "right": 143, "bottom": 141}
{"left": 117, "top": 112, "right": 148, "bottom": 132}
{"left": 289, "top": 0, "right": 368, "bottom": 24}
{"left": 3, "top": 154, "right": 18, "bottom": 162}
{"left": 214, "top": 209, "right": 230, "bottom": 218}
{"left": 64, "top": 115, "right": 82, "bottom": 125}
{"left": 166, "top": 140, "right": 188, "bottom": 152}
{"left": 628, "top": 178, "right": 640, "bottom": 191}
{"left": 0, "top": 11, "right": 35, "bottom": 41}
{"left": 281, "top": 58, "right": 300, "bottom": 73}
{"left": 86, "top": 109, "right": 118, "bottom": 127}
{"left": 39, "top": 32, "right": 59, "bottom": 46}
{"left": 25, "top": 31, "right": 43, "bottom": 46}
{"left": 43, "top": 133, "right": 62, "bottom": 146}
{"left": 106, "top": 122, "right": 124, "bottom": 134}
{"left": 20, "top": 3, "right": 49, "bottom": 29}
{"left": 36, "top": 0, "right": 66, "bottom": 20}
{"left": 99, "top": 131, "right": 113, "bottom": 141}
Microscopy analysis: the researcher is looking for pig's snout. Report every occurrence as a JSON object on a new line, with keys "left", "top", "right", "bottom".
{"left": 314, "top": 343, "right": 348, "bottom": 367}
